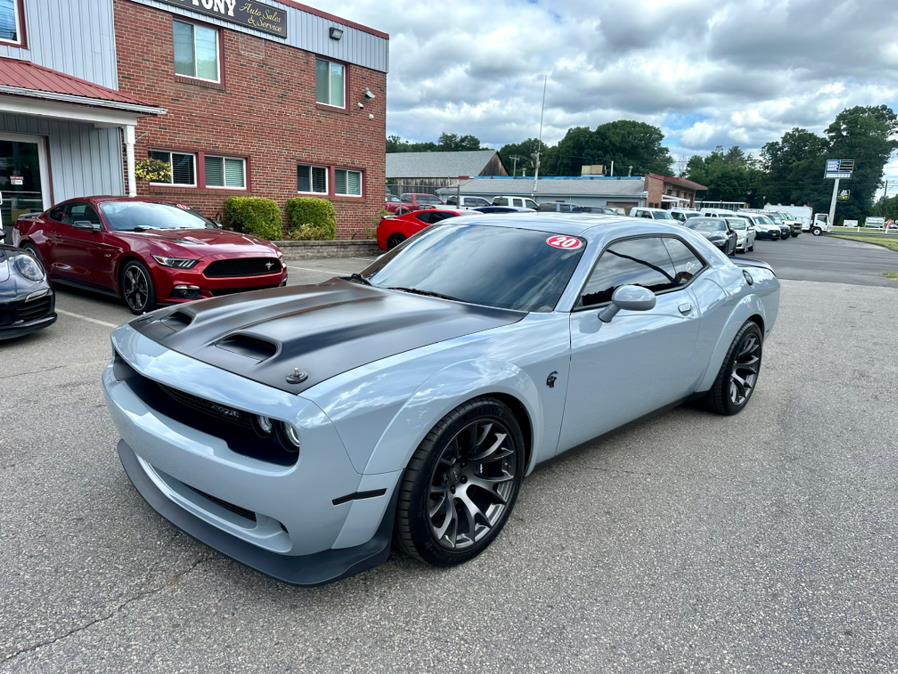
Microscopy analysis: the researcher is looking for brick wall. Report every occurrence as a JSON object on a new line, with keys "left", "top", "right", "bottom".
{"left": 114, "top": 0, "right": 386, "bottom": 238}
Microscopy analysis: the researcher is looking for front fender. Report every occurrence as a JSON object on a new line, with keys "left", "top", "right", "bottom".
{"left": 362, "top": 358, "right": 543, "bottom": 476}
{"left": 696, "top": 279, "right": 778, "bottom": 392}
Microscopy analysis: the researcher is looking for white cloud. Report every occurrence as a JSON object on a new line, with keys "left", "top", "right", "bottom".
{"left": 314, "top": 0, "right": 898, "bottom": 165}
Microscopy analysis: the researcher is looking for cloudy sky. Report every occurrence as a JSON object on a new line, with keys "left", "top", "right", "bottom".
{"left": 316, "top": 0, "right": 898, "bottom": 190}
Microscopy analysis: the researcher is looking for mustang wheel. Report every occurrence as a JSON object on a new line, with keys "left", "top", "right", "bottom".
{"left": 704, "top": 321, "right": 763, "bottom": 415}
{"left": 396, "top": 397, "right": 525, "bottom": 566}
{"left": 387, "top": 234, "right": 406, "bottom": 250}
{"left": 121, "top": 260, "right": 157, "bottom": 315}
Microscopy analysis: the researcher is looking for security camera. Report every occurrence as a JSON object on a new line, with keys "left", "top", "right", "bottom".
{"left": 364, "top": 89, "right": 375, "bottom": 100}
{"left": 368, "top": 113, "right": 375, "bottom": 120}
{"left": 358, "top": 101, "right": 365, "bottom": 109}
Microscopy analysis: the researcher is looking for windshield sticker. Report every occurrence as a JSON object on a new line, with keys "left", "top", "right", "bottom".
{"left": 546, "top": 234, "right": 584, "bottom": 250}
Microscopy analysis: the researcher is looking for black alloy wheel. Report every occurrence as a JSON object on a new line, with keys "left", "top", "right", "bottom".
{"left": 396, "top": 397, "right": 525, "bottom": 565}
{"left": 387, "top": 234, "right": 406, "bottom": 250}
{"left": 121, "top": 260, "right": 157, "bottom": 315}
{"left": 703, "top": 321, "right": 763, "bottom": 415}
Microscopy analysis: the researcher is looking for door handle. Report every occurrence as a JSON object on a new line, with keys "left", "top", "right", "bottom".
{"left": 678, "top": 303, "right": 693, "bottom": 315}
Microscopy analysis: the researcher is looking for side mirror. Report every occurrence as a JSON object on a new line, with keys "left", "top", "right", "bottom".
{"left": 73, "top": 221, "right": 101, "bottom": 232}
{"left": 598, "top": 285, "right": 656, "bottom": 323}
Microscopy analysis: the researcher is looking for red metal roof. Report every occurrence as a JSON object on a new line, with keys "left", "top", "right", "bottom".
{"left": 649, "top": 173, "right": 708, "bottom": 192}
{"left": 0, "top": 57, "right": 159, "bottom": 109}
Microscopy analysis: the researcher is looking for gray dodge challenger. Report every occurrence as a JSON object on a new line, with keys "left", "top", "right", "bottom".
{"left": 103, "top": 215, "right": 779, "bottom": 585}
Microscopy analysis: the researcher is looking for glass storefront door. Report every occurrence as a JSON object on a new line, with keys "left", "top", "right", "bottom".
{"left": 0, "top": 134, "right": 50, "bottom": 245}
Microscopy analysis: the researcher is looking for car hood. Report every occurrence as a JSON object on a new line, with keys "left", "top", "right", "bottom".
{"left": 115, "top": 228, "right": 278, "bottom": 257}
{"left": 130, "top": 279, "right": 524, "bottom": 393}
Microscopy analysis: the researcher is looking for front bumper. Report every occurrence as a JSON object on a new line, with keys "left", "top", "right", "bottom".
{"left": 0, "top": 289, "right": 57, "bottom": 341}
{"left": 104, "top": 325, "right": 401, "bottom": 585}
{"left": 150, "top": 264, "right": 288, "bottom": 303}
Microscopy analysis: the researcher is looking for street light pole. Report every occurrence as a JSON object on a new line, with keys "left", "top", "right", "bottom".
{"left": 532, "top": 73, "right": 548, "bottom": 197}
{"left": 827, "top": 177, "right": 840, "bottom": 228}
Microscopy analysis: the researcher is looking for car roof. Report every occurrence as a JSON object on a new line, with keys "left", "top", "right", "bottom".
{"left": 448, "top": 212, "right": 687, "bottom": 242}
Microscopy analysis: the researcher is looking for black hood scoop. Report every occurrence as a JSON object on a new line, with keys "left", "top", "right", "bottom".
{"left": 131, "top": 279, "right": 524, "bottom": 393}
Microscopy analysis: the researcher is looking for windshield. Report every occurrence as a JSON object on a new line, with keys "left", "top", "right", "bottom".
{"left": 767, "top": 213, "right": 783, "bottom": 223}
{"left": 652, "top": 211, "right": 674, "bottom": 220}
{"left": 726, "top": 218, "right": 748, "bottom": 230}
{"left": 689, "top": 219, "right": 726, "bottom": 233}
{"left": 755, "top": 215, "right": 774, "bottom": 225}
{"left": 405, "top": 194, "right": 442, "bottom": 205}
{"left": 100, "top": 202, "right": 214, "bottom": 232}
{"left": 361, "top": 223, "right": 585, "bottom": 312}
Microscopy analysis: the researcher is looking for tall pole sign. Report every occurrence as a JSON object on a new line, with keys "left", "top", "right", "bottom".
{"left": 825, "top": 159, "right": 854, "bottom": 227}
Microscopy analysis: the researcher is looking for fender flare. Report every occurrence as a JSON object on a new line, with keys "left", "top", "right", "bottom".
{"left": 696, "top": 293, "right": 769, "bottom": 392}
{"left": 362, "top": 358, "right": 543, "bottom": 476}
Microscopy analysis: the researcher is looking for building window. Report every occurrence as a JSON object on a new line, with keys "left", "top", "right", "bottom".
{"left": 205, "top": 156, "right": 246, "bottom": 189}
{"left": 298, "top": 165, "right": 328, "bottom": 194}
{"left": 0, "top": 0, "right": 22, "bottom": 44}
{"left": 335, "top": 169, "right": 362, "bottom": 197}
{"left": 315, "top": 59, "right": 345, "bottom": 108}
{"left": 173, "top": 20, "right": 220, "bottom": 82}
{"left": 149, "top": 150, "right": 197, "bottom": 187}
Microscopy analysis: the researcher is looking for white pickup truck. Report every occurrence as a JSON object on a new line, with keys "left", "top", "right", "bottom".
{"left": 492, "top": 195, "right": 540, "bottom": 210}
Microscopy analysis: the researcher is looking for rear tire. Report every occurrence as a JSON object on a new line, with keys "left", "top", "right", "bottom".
{"left": 386, "top": 234, "right": 405, "bottom": 250}
{"left": 21, "top": 243, "right": 46, "bottom": 273}
{"left": 395, "top": 397, "right": 525, "bottom": 566}
{"left": 703, "top": 321, "right": 763, "bottom": 416}
{"left": 120, "top": 260, "right": 157, "bottom": 315}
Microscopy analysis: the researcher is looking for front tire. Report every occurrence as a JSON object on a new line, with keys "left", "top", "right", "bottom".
{"left": 703, "top": 321, "right": 763, "bottom": 416}
{"left": 395, "top": 397, "right": 525, "bottom": 566}
{"left": 812, "top": 227, "right": 822, "bottom": 236}
{"left": 120, "top": 260, "right": 157, "bottom": 315}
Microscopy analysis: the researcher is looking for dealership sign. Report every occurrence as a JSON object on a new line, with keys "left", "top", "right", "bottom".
{"left": 158, "top": 0, "right": 288, "bottom": 38}
{"left": 824, "top": 159, "right": 854, "bottom": 180}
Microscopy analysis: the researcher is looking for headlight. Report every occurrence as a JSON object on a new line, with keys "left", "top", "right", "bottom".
{"left": 152, "top": 256, "right": 198, "bottom": 269}
{"left": 14, "top": 254, "right": 44, "bottom": 282}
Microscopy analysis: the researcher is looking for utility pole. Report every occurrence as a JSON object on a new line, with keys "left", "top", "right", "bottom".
{"left": 532, "top": 73, "right": 548, "bottom": 197}
{"left": 610, "top": 160, "right": 614, "bottom": 177}
{"left": 509, "top": 155, "right": 525, "bottom": 177}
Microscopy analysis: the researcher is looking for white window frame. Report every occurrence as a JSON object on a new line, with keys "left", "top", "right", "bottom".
{"left": 204, "top": 155, "right": 246, "bottom": 190}
{"left": 173, "top": 20, "right": 221, "bottom": 84}
{"left": 297, "top": 164, "right": 329, "bottom": 195}
{"left": 149, "top": 150, "right": 197, "bottom": 188}
{"left": 335, "top": 169, "right": 363, "bottom": 197}
{"left": 0, "top": 0, "right": 22, "bottom": 46}
{"left": 315, "top": 59, "right": 346, "bottom": 109}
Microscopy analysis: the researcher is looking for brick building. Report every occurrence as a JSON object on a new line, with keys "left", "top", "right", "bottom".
{"left": 0, "top": 0, "right": 388, "bottom": 241}
{"left": 644, "top": 173, "right": 707, "bottom": 209}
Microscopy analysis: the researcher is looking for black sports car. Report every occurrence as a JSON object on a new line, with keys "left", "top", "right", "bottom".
{"left": 685, "top": 218, "right": 738, "bottom": 256}
{"left": 0, "top": 242, "right": 56, "bottom": 340}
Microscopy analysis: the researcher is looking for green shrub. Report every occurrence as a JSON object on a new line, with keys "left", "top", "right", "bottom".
{"left": 286, "top": 197, "right": 337, "bottom": 240}
{"left": 222, "top": 197, "right": 283, "bottom": 241}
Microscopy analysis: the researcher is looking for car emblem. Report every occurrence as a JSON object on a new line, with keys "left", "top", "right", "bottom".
{"left": 286, "top": 368, "right": 309, "bottom": 385}
{"left": 209, "top": 403, "right": 242, "bottom": 421}
{"left": 266, "top": 261, "right": 275, "bottom": 270}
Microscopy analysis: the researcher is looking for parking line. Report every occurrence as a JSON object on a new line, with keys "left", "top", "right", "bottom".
{"left": 56, "top": 309, "right": 119, "bottom": 329}
{"left": 287, "top": 265, "right": 352, "bottom": 275}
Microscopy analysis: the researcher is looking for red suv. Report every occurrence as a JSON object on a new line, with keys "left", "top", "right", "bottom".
{"left": 16, "top": 197, "right": 288, "bottom": 314}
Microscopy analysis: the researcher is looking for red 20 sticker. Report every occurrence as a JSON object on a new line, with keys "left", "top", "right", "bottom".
{"left": 546, "top": 234, "right": 584, "bottom": 250}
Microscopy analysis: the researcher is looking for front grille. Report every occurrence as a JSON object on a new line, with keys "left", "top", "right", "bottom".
{"left": 113, "top": 353, "right": 298, "bottom": 466}
{"left": 204, "top": 258, "right": 282, "bottom": 278}
{"left": 18, "top": 295, "right": 53, "bottom": 323}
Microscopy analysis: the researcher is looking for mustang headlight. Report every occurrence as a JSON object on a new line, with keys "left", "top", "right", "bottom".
{"left": 14, "top": 254, "right": 44, "bottom": 282}
{"left": 152, "top": 255, "right": 199, "bottom": 269}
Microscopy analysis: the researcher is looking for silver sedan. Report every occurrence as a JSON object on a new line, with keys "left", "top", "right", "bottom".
{"left": 104, "top": 215, "right": 780, "bottom": 585}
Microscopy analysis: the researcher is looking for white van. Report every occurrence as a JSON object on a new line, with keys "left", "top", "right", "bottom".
{"left": 443, "top": 195, "right": 492, "bottom": 209}
{"left": 669, "top": 208, "right": 702, "bottom": 222}
{"left": 492, "top": 196, "right": 540, "bottom": 210}
{"left": 630, "top": 207, "right": 675, "bottom": 221}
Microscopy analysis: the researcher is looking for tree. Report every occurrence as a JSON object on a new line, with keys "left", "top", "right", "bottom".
{"left": 545, "top": 126, "right": 598, "bottom": 175}
{"left": 592, "top": 120, "right": 674, "bottom": 176}
{"left": 761, "top": 128, "right": 829, "bottom": 210}
{"left": 386, "top": 135, "right": 437, "bottom": 153}
{"left": 499, "top": 138, "right": 550, "bottom": 176}
{"left": 686, "top": 146, "right": 765, "bottom": 206}
{"left": 437, "top": 133, "right": 482, "bottom": 151}
{"left": 824, "top": 105, "right": 898, "bottom": 222}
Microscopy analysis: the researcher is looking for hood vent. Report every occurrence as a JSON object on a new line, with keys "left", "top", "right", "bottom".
{"left": 162, "top": 311, "right": 193, "bottom": 330}
{"left": 215, "top": 333, "right": 278, "bottom": 361}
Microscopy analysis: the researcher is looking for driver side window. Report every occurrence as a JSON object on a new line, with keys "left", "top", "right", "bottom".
{"left": 63, "top": 203, "right": 102, "bottom": 226}
{"left": 578, "top": 237, "right": 683, "bottom": 308}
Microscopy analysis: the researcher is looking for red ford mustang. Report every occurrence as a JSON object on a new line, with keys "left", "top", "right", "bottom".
{"left": 376, "top": 209, "right": 464, "bottom": 251}
{"left": 16, "top": 197, "right": 288, "bottom": 314}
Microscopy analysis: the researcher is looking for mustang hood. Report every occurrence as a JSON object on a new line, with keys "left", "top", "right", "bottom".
{"left": 115, "top": 228, "right": 277, "bottom": 258}
{"left": 130, "top": 279, "right": 524, "bottom": 393}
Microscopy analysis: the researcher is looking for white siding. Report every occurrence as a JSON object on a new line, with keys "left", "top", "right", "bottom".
{"left": 0, "top": 0, "right": 119, "bottom": 87}
{"left": 0, "top": 113, "right": 124, "bottom": 201}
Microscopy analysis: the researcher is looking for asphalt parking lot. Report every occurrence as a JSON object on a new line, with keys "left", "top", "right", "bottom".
{"left": 2, "top": 238, "right": 898, "bottom": 671}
